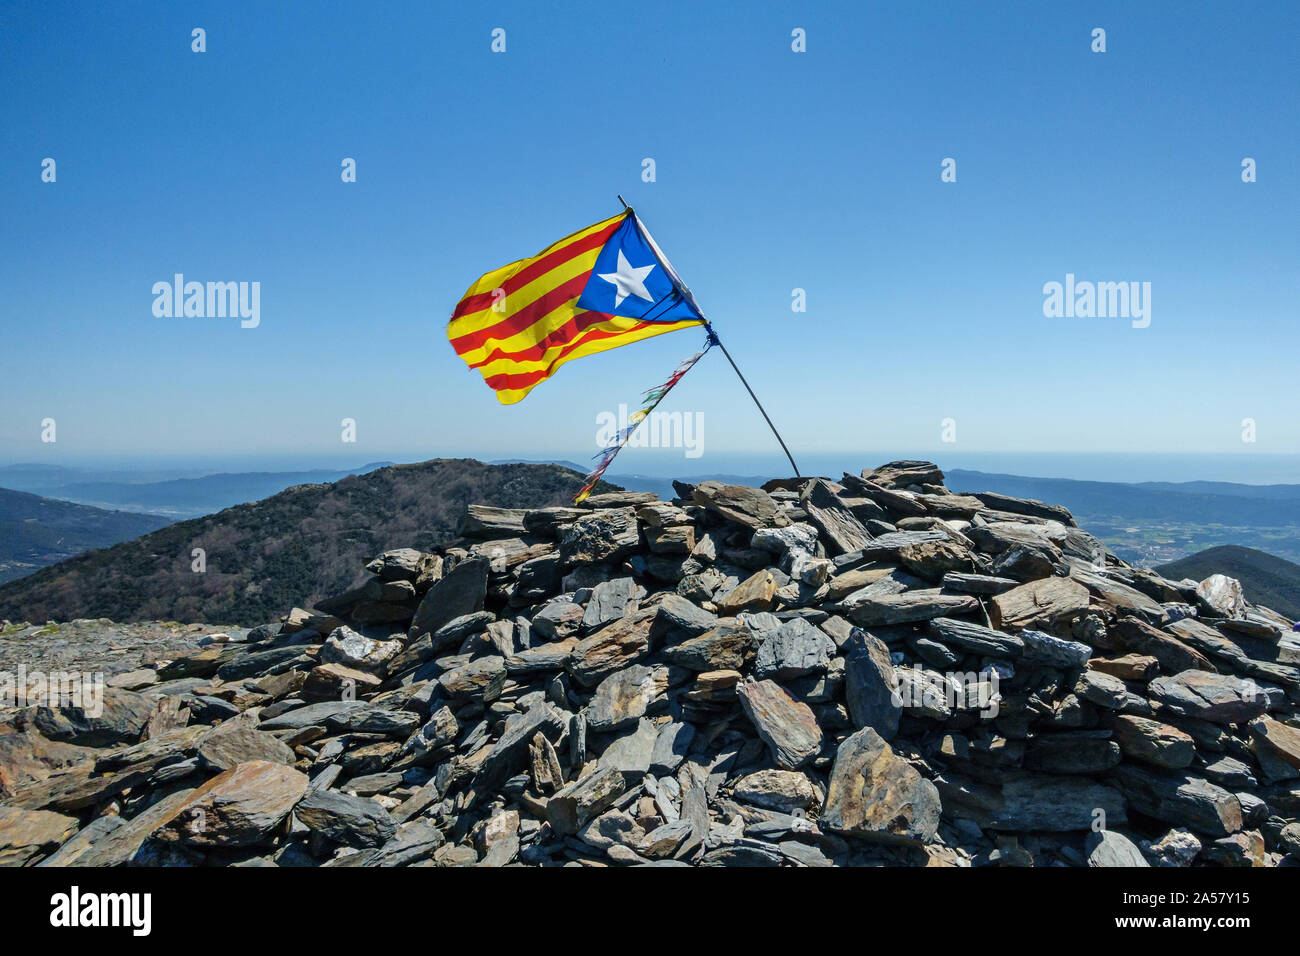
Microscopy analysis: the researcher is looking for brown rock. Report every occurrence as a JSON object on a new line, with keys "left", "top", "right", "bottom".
{"left": 989, "top": 577, "right": 1089, "bottom": 631}
{"left": 821, "top": 726, "right": 941, "bottom": 845}
{"left": 715, "top": 570, "right": 779, "bottom": 615}
{"left": 567, "top": 609, "right": 656, "bottom": 687}
{"left": 1249, "top": 716, "right": 1300, "bottom": 771}
{"left": 646, "top": 525, "right": 696, "bottom": 554}
{"left": 0, "top": 805, "right": 78, "bottom": 866}
{"left": 691, "top": 481, "right": 789, "bottom": 529}
{"left": 152, "top": 760, "right": 309, "bottom": 847}
{"left": 546, "top": 766, "right": 627, "bottom": 836}
{"left": 898, "top": 539, "right": 973, "bottom": 579}
{"left": 848, "top": 590, "right": 978, "bottom": 627}
{"left": 736, "top": 679, "right": 823, "bottom": 769}
{"left": 1111, "top": 715, "right": 1196, "bottom": 769}
{"left": 1110, "top": 616, "right": 1213, "bottom": 674}
{"left": 1089, "top": 654, "right": 1160, "bottom": 681}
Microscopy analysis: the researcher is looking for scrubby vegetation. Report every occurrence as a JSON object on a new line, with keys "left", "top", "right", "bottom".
{"left": 0, "top": 460, "right": 610, "bottom": 626}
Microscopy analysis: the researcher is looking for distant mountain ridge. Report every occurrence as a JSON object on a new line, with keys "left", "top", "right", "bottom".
{"left": 0, "top": 488, "right": 171, "bottom": 585}
{"left": 0, "top": 459, "right": 611, "bottom": 626}
{"left": 1157, "top": 546, "right": 1300, "bottom": 621}
{"left": 1134, "top": 480, "right": 1300, "bottom": 500}
{"left": 944, "top": 469, "right": 1300, "bottom": 566}
{"left": 0, "top": 461, "right": 394, "bottom": 518}
{"left": 945, "top": 470, "right": 1300, "bottom": 524}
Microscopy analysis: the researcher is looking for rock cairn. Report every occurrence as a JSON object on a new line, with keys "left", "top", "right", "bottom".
{"left": 3, "top": 461, "right": 1299, "bottom": 867}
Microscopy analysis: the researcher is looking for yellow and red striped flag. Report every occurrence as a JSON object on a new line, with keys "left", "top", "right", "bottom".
{"left": 448, "top": 210, "right": 706, "bottom": 404}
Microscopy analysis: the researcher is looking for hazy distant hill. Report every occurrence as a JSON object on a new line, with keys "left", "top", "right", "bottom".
{"left": 1135, "top": 480, "right": 1300, "bottom": 500}
{"left": 0, "top": 462, "right": 394, "bottom": 519}
{"left": 945, "top": 470, "right": 1300, "bottom": 565}
{"left": 945, "top": 470, "right": 1300, "bottom": 526}
{"left": 1157, "top": 546, "right": 1300, "bottom": 621}
{"left": 0, "top": 488, "right": 171, "bottom": 585}
{"left": 490, "top": 457, "right": 589, "bottom": 473}
{"left": 0, "top": 460, "right": 608, "bottom": 626}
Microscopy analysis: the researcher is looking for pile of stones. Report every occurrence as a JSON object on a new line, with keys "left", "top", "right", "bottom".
{"left": 2, "top": 461, "right": 1298, "bottom": 867}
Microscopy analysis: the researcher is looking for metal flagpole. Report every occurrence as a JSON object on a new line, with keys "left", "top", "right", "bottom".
{"left": 619, "top": 197, "right": 802, "bottom": 478}
{"left": 705, "top": 326, "right": 801, "bottom": 478}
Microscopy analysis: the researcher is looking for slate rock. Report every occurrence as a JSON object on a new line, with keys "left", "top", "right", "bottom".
{"left": 295, "top": 788, "right": 396, "bottom": 849}
{"left": 733, "top": 769, "right": 820, "bottom": 813}
{"left": 598, "top": 717, "right": 659, "bottom": 776}
{"left": 198, "top": 718, "right": 296, "bottom": 771}
{"left": 1110, "top": 764, "right": 1242, "bottom": 837}
{"left": 410, "top": 556, "right": 488, "bottom": 638}
{"left": 843, "top": 630, "right": 901, "bottom": 741}
{"left": 430, "top": 610, "right": 496, "bottom": 651}
{"left": 1111, "top": 715, "right": 1196, "bottom": 769}
{"left": 152, "top": 761, "right": 309, "bottom": 847}
{"left": 0, "top": 805, "right": 79, "bottom": 866}
{"left": 559, "top": 508, "right": 641, "bottom": 566}
{"left": 714, "top": 570, "right": 779, "bottom": 615}
{"left": 850, "top": 591, "right": 979, "bottom": 627}
{"left": 661, "top": 621, "right": 756, "bottom": 672}
{"left": 321, "top": 626, "right": 403, "bottom": 675}
{"left": 649, "top": 721, "right": 695, "bottom": 775}
{"left": 585, "top": 665, "right": 666, "bottom": 732}
{"left": 822, "top": 726, "right": 940, "bottom": 845}
{"left": 737, "top": 680, "right": 823, "bottom": 770}
{"left": 25, "top": 688, "right": 154, "bottom": 748}
{"left": 1148, "top": 670, "right": 1268, "bottom": 725}
{"left": 989, "top": 577, "right": 1090, "bottom": 631}
{"left": 1248, "top": 716, "right": 1300, "bottom": 772}
{"left": 568, "top": 611, "right": 655, "bottom": 687}
{"left": 692, "top": 481, "right": 789, "bottom": 529}
{"left": 531, "top": 601, "right": 586, "bottom": 640}
{"left": 582, "top": 577, "right": 642, "bottom": 631}
{"left": 979, "top": 772, "right": 1127, "bottom": 832}
{"left": 1084, "top": 829, "right": 1149, "bottom": 866}
{"left": 547, "top": 766, "right": 627, "bottom": 836}
{"left": 1020, "top": 629, "right": 1092, "bottom": 669}
{"left": 651, "top": 594, "right": 718, "bottom": 642}
{"left": 928, "top": 617, "right": 1024, "bottom": 658}
{"left": 754, "top": 617, "right": 835, "bottom": 681}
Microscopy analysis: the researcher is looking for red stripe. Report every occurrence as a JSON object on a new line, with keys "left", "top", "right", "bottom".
{"left": 482, "top": 321, "right": 653, "bottom": 391}
{"left": 451, "top": 219, "right": 622, "bottom": 320}
{"left": 467, "top": 310, "right": 613, "bottom": 369}
{"left": 450, "top": 271, "right": 592, "bottom": 355}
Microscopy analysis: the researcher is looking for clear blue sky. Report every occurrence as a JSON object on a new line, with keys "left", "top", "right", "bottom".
{"left": 2, "top": 1, "right": 1297, "bottom": 478}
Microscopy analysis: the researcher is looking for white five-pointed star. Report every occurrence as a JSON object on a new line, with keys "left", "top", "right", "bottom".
{"left": 598, "top": 250, "right": 656, "bottom": 307}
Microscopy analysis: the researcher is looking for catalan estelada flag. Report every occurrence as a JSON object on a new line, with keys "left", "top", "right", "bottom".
{"left": 448, "top": 210, "right": 706, "bottom": 404}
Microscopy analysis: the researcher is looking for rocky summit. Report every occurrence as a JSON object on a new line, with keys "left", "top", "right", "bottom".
{"left": 2, "top": 461, "right": 1299, "bottom": 868}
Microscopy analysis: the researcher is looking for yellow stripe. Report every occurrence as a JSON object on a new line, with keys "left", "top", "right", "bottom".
{"left": 490, "top": 320, "right": 704, "bottom": 405}
{"left": 453, "top": 301, "right": 583, "bottom": 367}
{"left": 448, "top": 212, "right": 625, "bottom": 339}
{"left": 449, "top": 245, "right": 605, "bottom": 345}
{"left": 475, "top": 316, "right": 653, "bottom": 378}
